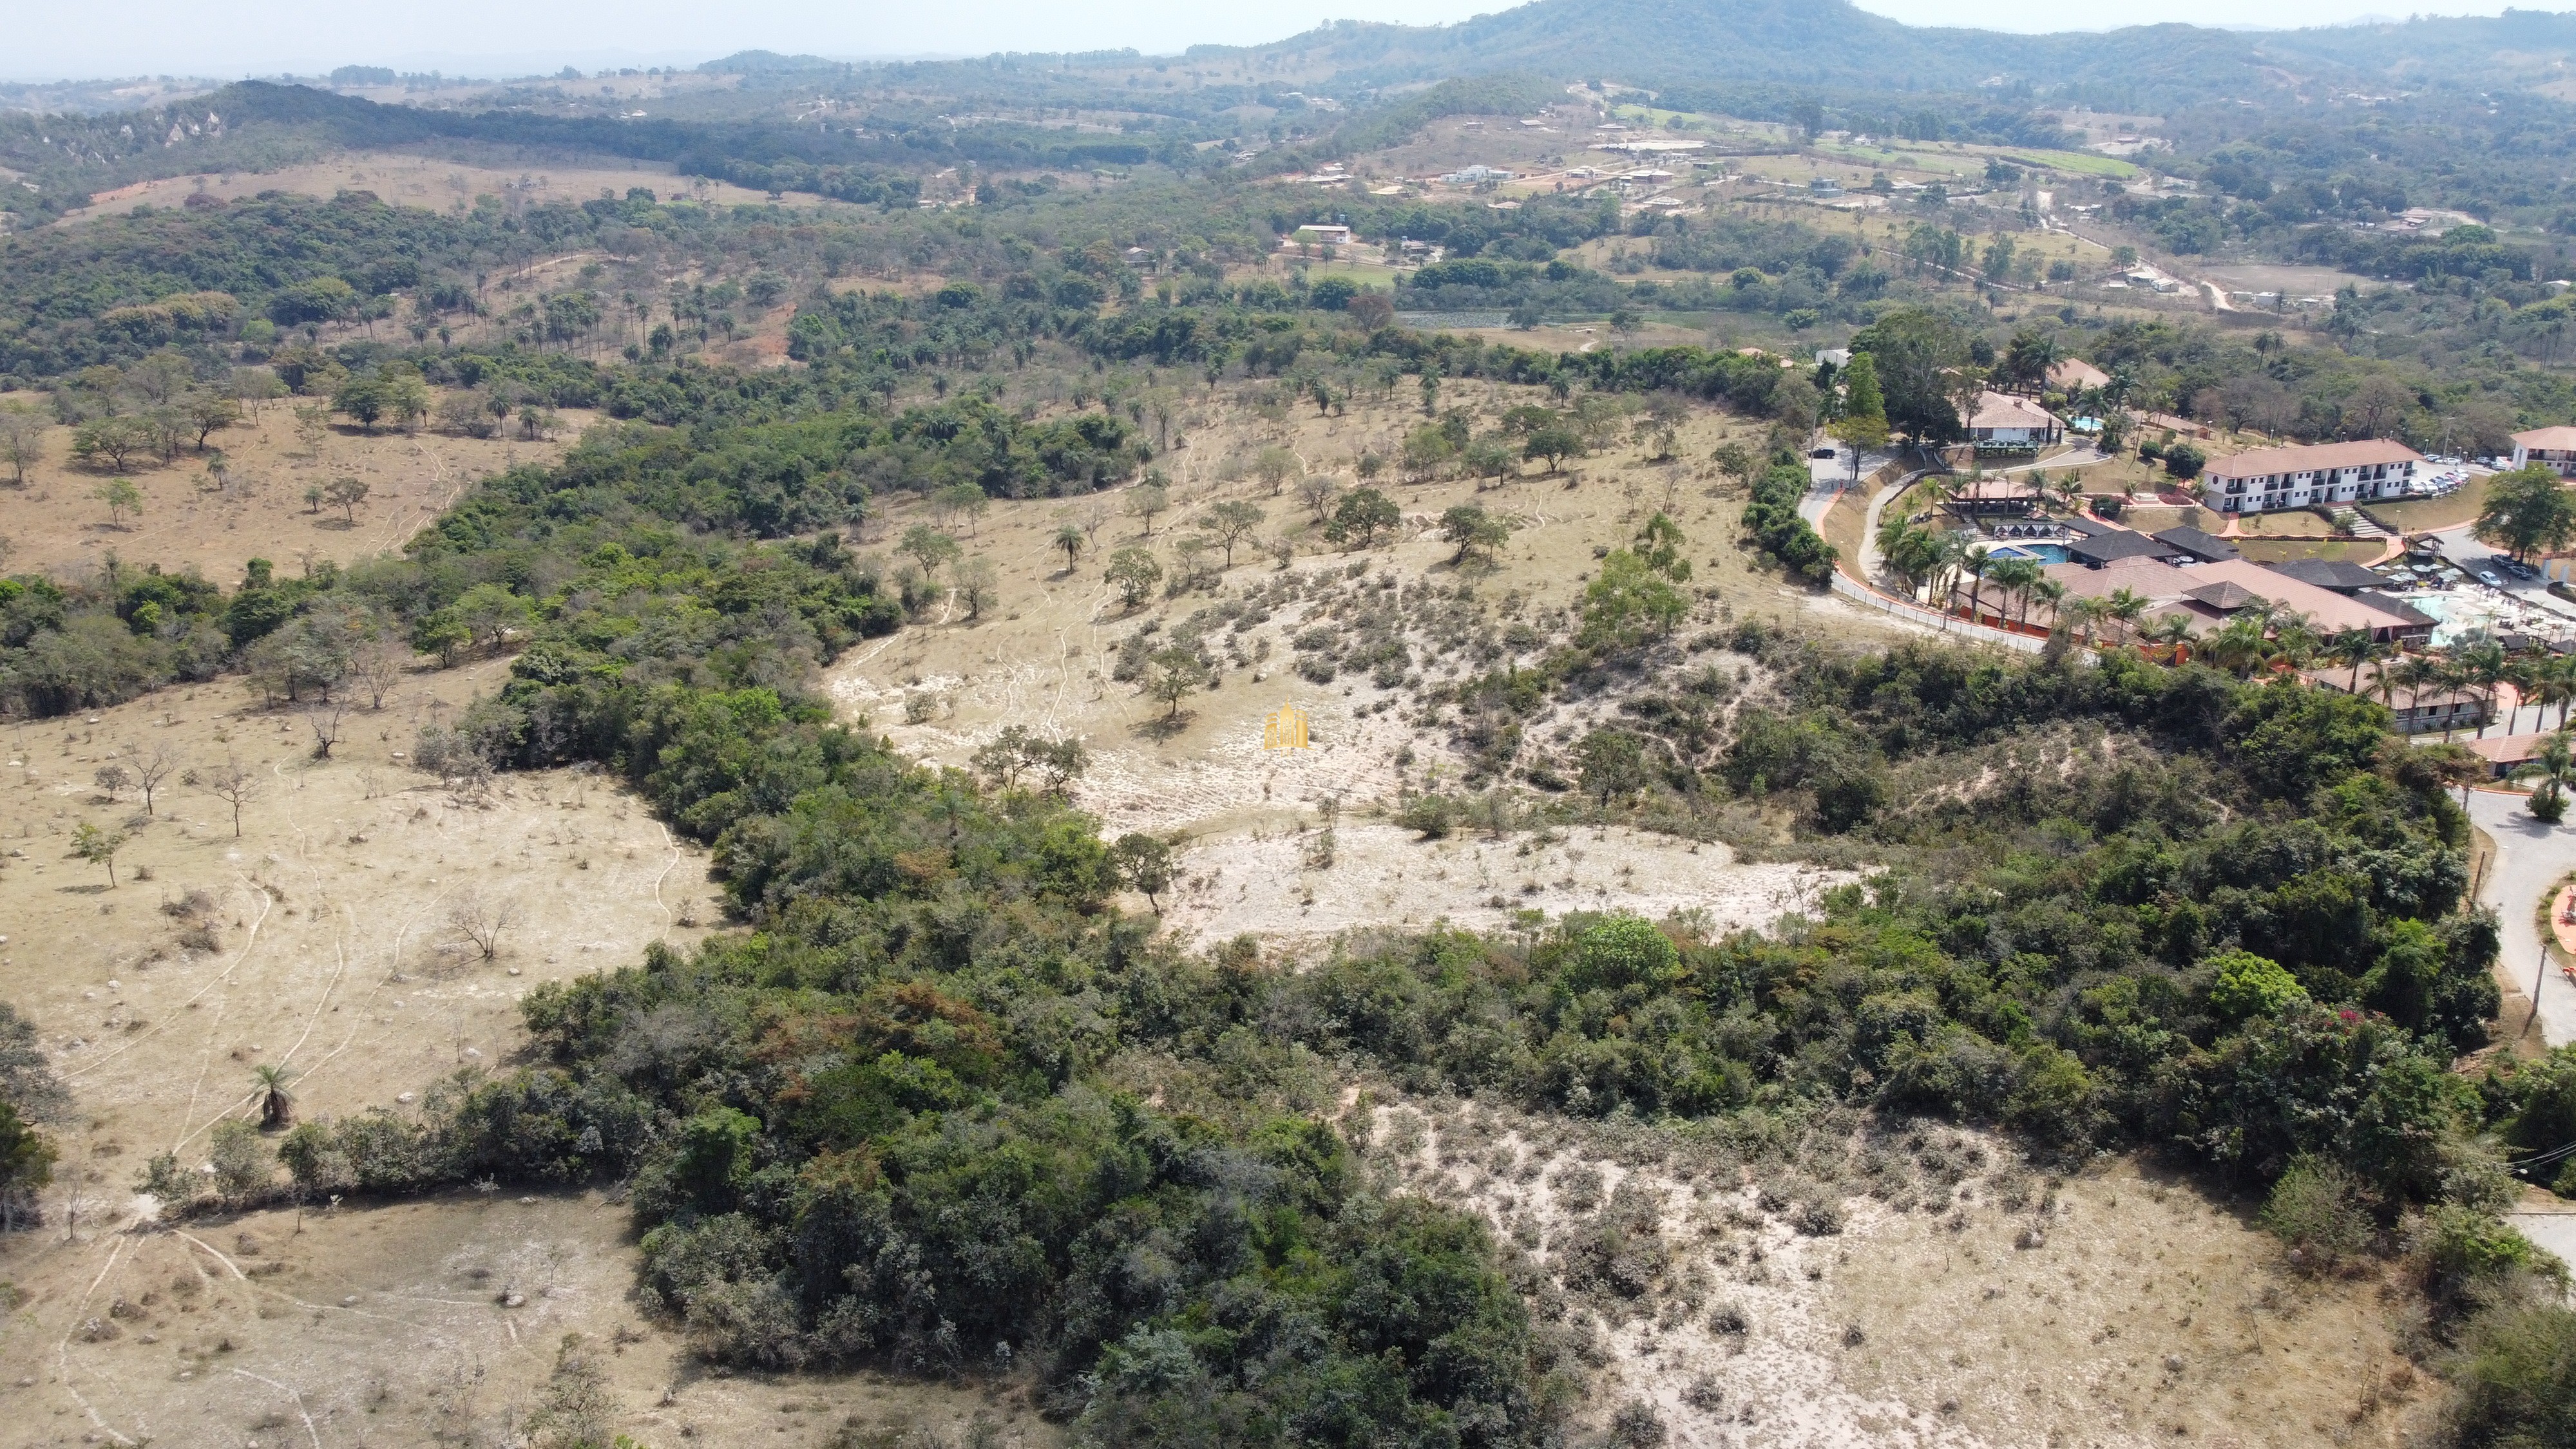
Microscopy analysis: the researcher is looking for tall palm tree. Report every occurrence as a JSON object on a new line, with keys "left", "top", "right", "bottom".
{"left": 1989, "top": 558, "right": 2043, "bottom": 630}
{"left": 2204, "top": 616, "right": 2273, "bottom": 677}
{"left": 2459, "top": 639, "right": 2511, "bottom": 738}
{"left": 2390, "top": 653, "right": 2438, "bottom": 730}
{"left": 2102, "top": 587, "right": 2150, "bottom": 649}
{"left": 2147, "top": 614, "right": 2195, "bottom": 665}
{"left": 2029, "top": 578, "right": 2069, "bottom": 637}
{"left": 2436, "top": 658, "right": 2476, "bottom": 741}
{"left": 1960, "top": 545, "right": 1993, "bottom": 623}
{"left": 2325, "top": 628, "right": 2377, "bottom": 692}
{"left": 2057, "top": 594, "right": 2101, "bottom": 646}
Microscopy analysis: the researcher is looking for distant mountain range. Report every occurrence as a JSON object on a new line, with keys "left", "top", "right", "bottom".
{"left": 1195, "top": 0, "right": 2576, "bottom": 106}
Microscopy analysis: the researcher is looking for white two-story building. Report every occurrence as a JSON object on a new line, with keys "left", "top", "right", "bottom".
{"left": 2512, "top": 426, "right": 2576, "bottom": 478}
{"left": 2202, "top": 439, "right": 2424, "bottom": 515}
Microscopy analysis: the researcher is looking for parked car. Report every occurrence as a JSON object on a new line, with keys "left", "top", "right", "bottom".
{"left": 2477, "top": 569, "right": 2506, "bottom": 587}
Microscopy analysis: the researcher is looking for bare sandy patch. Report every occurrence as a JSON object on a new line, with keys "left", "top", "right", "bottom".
{"left": 1156, "top": 820, "right": 1845, "bottom": 949}
{"left": 0, "top": 1189, "right": 1057, "bottom": 1448}
{"left": 1363, "top": 1101, "right": 2437, "bottom": 1449}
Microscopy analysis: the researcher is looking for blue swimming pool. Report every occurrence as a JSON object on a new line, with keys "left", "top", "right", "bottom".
{"left": 1987, "top": 543, "right": 2069, "bottom": 564}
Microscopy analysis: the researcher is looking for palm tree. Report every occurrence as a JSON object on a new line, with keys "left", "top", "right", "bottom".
{"left": 253, "top": 1064, "right": 295, "bottom": 1130}
{"left": 2102, "top": 587, "right": 2150, "bottom": 650}
{"left": 2203, "top": 616, "right": 2273, "bottom": 677}
{"left": 1988, "top": 558, "right": 2042, "bottom": 630}
{"left": 2029, "top": 578, "right": 2069, "bottom": 637}
{"left": 2512, "top": 730, "right": 2576, "bottom": 823}
{"left": 2389, "top": 652, "right": 2438, "bottom": 729}
{"left": 2436, "top": 658, "right": 2476, "bottom": 741}
{"left": 2325, "top": 627, "right": 2377, "bottom": 693}
{"left": 1960, "top": 545, "right": 1993, "bottom": 623}
{"left": 2146, "top": 613, "right": 2195, "bottom": 665}
{"left": 2459, "top": 639, "right": 2510, "bottom": 737}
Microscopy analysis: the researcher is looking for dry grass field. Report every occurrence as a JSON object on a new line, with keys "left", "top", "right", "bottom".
{"left": 59, "top": 151, "right": 811, "bottom": 225}
{"left": 0, "top": 390, "right": 590, "bottom": 586}
{"left": 0, "top": 361, "right": 2478, "bottom": 1446}
{"left": 1362, "top": 1100, "right": 2441, "bottom": 1449}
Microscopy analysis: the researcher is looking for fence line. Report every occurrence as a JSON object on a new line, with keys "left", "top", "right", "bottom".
{"left": 1826, "top": 570, "right": 2047, "bottom": 652}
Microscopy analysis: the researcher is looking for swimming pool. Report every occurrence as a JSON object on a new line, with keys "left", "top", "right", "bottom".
{"left": 1986, "top": 543, "right": 2069, "bottom": 564}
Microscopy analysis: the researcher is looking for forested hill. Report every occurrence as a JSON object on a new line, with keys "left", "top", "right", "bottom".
{"left": 1204, "top": 0, "right": 2576, "bottom": 106}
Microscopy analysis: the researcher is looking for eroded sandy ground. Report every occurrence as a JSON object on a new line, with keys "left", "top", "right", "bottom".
{"left": 1364, "top": 1100, "right": 2436, "bottom": 1449}
{"left": 1156, "top": 820, "right": 1845, "bottom": 949}
{"left": 1, "top": 1191, "right": 1051, "bottom": 1448}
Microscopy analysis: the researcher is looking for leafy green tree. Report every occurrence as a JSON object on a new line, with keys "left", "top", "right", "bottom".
{"left": 453, "top": 583, "right": 530, "bottom": 651}
{"left": 2476, "top": 464, "right": 2576, "bottom": 563}
{"left": 1831, "top": 352, "right": 1889, "bottom": 474}
{"left": 1849, "top": 308, "right": 1972, "bottom": 442}
{"left": 321, "top": 476, "right": 370, "bottom": 523}
{"left": 1523, "top": 425, "right": 1583, "bottom": 471}
{"left": 2208, "top": 949, "right": 2307, "bottom": 1021}
{"left": 1112, "top": 832, "right": 1175, "bottom": 912}
{"left": 1324, "top": 488, "right": 1401, "bottom": 550}
{"left": 1633, "top": 512, "right": 1691, "bottom": 581}
{"left": 411, "top": 611, "right": 471, "bottom": 667}
{"left": 70, "top": 415, "right": 153, "bottom": 470}
{"left": 1577, "top": 728, "right": 1650, "bottom": 804}
{"left": 70, "top": 822, "right": 126, "bottom": 887}
{"left": 332, "top": 374, "right": 386, "bottom": 431}
{"left": 1054, "top": 524, "right": 1085, "bottom": 572}
{"left": 1201, "top": 500, "right": 1264, "bottom": 567}
{"left": 1440, "top": 503, "right": 1514, "bottom": 564}
{"left": 1144, "top": 645, "right": 1205, "bottom": 717}
{"left": 1464, "top": 435, "right": 1518, "bottom": 487}
{"left": 0, "top": 1099, "right": 57, "bottom": 1231}
{"left": 1105, "top": 547, "right": 1162, "bottom": 609}
{"left": 898, "top": 524, "right": 962, "bottom": 577}
{"left": 1576, "top": 551, "right": 1688, "bottom": 651}
{"left": 91, "top": 475, "right": 142, "bottom": 527}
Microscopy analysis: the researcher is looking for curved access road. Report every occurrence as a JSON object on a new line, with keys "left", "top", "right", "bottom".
{"left": 2468, "top": 790, "right": 2576, "bottom": 1048}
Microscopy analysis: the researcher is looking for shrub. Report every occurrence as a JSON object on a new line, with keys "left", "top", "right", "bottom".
{"left": 2259, "top": 1157, "right": 2374, "bottom": 1265}
{"left": 2208, "top": 949, "right": 2307, "bottom": 1021}
{"left": 2447, "top": 1301, "right": 2576, "bottom": 1449}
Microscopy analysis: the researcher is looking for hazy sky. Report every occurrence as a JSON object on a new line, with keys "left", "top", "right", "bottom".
{"left": 0, "top": 0, "right": 2544, "bottom": 84}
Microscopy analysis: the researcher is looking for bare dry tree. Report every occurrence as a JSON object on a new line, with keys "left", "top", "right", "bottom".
{"left": 194, "top": 755, "right": 262, "bottom": 837}
{"left": 126, "top": 739, "right": 180, "bottom": 816}
{"left": 348, "top": 639, "right": 406, "bottom": 711}
{"left": 447, "top": 887, "right": 518, "bottom": 961}
{"left": 307, "top": 699, "right": 351, "bottom": 759}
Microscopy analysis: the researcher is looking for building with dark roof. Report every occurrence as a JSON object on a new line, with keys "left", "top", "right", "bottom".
{"left": 2064, "top": 530, "right": 2184, "bottom": 568}
{"left": 2150, "top": 526, "right": 2240, "bottom": 564}
{"left": 2261, "top": 558, "right": 2394, "bottom": 594}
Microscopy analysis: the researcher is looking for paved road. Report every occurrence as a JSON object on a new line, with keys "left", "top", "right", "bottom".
{"left": 2469, "top": 789, "right": 2576, "bottom": 1048}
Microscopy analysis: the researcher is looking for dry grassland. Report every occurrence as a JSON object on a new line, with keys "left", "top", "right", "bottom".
{"left": 1364, "top": 1099, "right": 2438, "bottom": 1449}
{"left": 61, "top": 152, "right": 811, "bottom": 225}
{"left": 826, "top": 384, "right": 1916, "bottom": 934}
{"left": 0, "top": 392, "right": 589, "bottom": 585}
